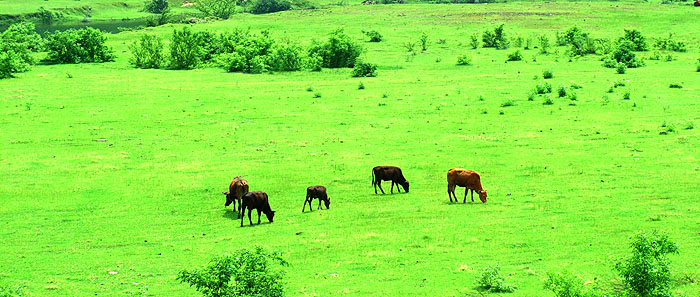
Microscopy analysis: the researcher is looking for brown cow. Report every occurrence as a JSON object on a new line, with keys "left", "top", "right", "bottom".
{"left": 222, "top": 177, "right": 249, "bottom": 217}
{"left": 695, "top": 0, "right": 700, "bottom": 6}
{"left": 303, "top": 185, "right": 330, "bottom": 212}
{"left": 372, "top": 166, "right": 409, "bottom": 194}
{"left": 447, "top": 168, "right": 487, "bottom": 203}
{"left": 240, "top": 191, "right": 276, "bottom": 227}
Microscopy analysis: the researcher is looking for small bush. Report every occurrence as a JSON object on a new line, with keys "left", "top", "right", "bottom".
{"left": 534, "top": 82, "right": 552, "bottom": 94}
{"left": 145, "top": 0, "right": 169, "bottom": 13}
{"left": 543, "top": 96, "right": 554, "bottom": 105}
{"left": 613, "top": 80, "right": 626, "bottom": 88}
{"left": 527, "top": 92, "right": 535, "bottom": 101}
{"left": 615, "top": 230, "right": 678, "bottom": 297}
{"left": 217, "top": 52, "right": 247, "bottom": 72}
{"left": 469, "top": 33, "right": 479, "bottom": 49}
{"left": 648, "top": 51, "right": 662, "bottom": 60}
{"left": 606, "top": 40, "right": 644, "bottom": 68}
{"left": 169, "top": 27, "right": 203, "bottom": 69}
{"left": 1, "top": 22, "right": 43, "bottom": 52}
{"left": 500, "top": 100, "right": 515, "bottom": 107}
{"left": 307, "top": 53, "right": 322, "bottom": 71}
{"left": 622, "top": 91, "right": 631, "bottom": 100}
{"left": 483, "top": 24, "right": 508, "bottom": 49}
{"left": 567, "top": 92, "right": 578, "bottom": 101}
{"left": 0, "top": 22, "right": 41, "bottom": 78}
{"left": 563, "top": 26, "right": 595, "bottom": 56}
{"left": 358, "top": 81, "right": 365, "bottom": 89}
{"left": 129, "top": 33, "right": 165, "bottom": 69}
{"left": 456, "top": 54, "right": 472, "bottom": 66}
{"left": 542, "top": 69, "right": 554, "bottom": 79}
{"left": 524, "top": 35, "right": 534, "bottom": 50}
{"left": 178, "top": 247, "right": 288, "bottom": 297}
{"left": 44, "top": 27, "right": 115, "bottom": 64}
{"left": 403, "top": 41, "right": 416, "bottom": 53}
{"left": 419, "top": 32, "right": 429, "bottom": 52}
{"left": 557, "top": 85, "right": 567, "bottom": 97}
{"left": 619, "top": 28, "right": 648, "bottom": 51}
{"left": 506, "top": 50, "right": 523, "bottom": 61}
{"left": 363, "top": 30, "right": 382, "bottom": 42}
{"left": 683, "top": 122, "right": 694, "bottom": 130}
{"left": 512, "top": 36, "right": 523, "bottom": 48}
{"left": 538, "top": 35, "right": 550, "bottom": 54}
{"left": 268, "top": 41, "right": 304, "bottom": 71}
{"left": 351, "top": 61, "right": 377, "bottom": 77}
{"left": 197, "top": 0, "right": 238, "bottom": 19}
{"left": 313, "top": 91, "right": 322, "bottom": 98}
{"left": 616, "top": 62, "right": 627, "bottom": 74}
{"left": 37, "top": 7, "right": 63, "bottom": 24}
{"left": 544, "top": 271, "right": 598, "bottom": 297}
{"left": 308, "top": 29, "right": 362, "bottom": 68}
{"left": 669, "top": 83, "right": 682, "bottom": 89}
{"left": 654, "top": 33, "right": 686, "bottom": 52}
{"left": 250, "top": 0, "right": 291, "bottom": 14}
{"left": 696, "top": 58, "right": 700, "bottom": 72}
{"left": 477, "top": 266, "right": 516, "bottom": 293}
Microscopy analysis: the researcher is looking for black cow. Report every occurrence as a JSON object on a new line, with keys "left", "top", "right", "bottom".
{"left": 303, "top": 185, "right": 330, "bottom": 212}
{"left": 372, "top": 166, "right": 409, "bottom": 194}
{"left": 240, "top": 192, "right": 276, "bottom": 227}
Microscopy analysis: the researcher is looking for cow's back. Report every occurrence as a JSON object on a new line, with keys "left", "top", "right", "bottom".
{"left": 243, "top": 191, "right": 270, "bottom": 211}
{"left": 307, "top": 185, "right": 327, "bottom": 198}
{"left": 448, "top": 168, "right": 480, "bottom": 187}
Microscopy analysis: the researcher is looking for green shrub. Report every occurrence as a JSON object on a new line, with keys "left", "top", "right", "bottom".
{"left": 250, "top": 0, "right": 291, "bottom": 14}
{"left": 557, "top": 85, "right": 567, "bottom": 97}
{"left": 351, "top": 61, "right": 377, "bottom": 77}
{"left": 477, "top": 266, "right": 515, "bottom": 293}
{"left": 178, "top": 247, "right": 288, "bottom": 297}
{"left": 558, "top": 26, "right": 595, "bottom": 56}
{"left": 527, "top": 92, "right": 535, "bottom": 101}
{"left": 456, "top": 54, "right": 472, "bottom": 65}
{"left": 534, "top": 82, "right": 552, "bottom": 94}
{"left": 419, "top": 32, "right": 429, "bottom": 52}
{"left": 500, "top": 100, "right": 515, "bottom": 107}
{"left": 615, "top": 231, "right": 678, "bottom": 297}
{"left": 524, "top": 35, "right": 533, "bottom": 50}
{"left": 44, "top": 27, "right": 115, "bottom": 64}
{"left": 512, "top": 35, "right": 523, "bottom": 48}
{"left": 622, "top": 91, "right": 631, "bottom": 100}
{"left": 363, "top": 30, "right": 382, "bottom": 42}
{"left": 306, "top": 53, "right": 322, "bottom": 71}
{"left": 654, "top": 33, "right": 686, "bottom": 52}
{"left": 605, "top": 40, "right": 644, "bottom": 68}
{"left": 129, "top": 33, "right": 165, "bottom": 69}
{"left": 696, "top": 58, "right": 700, "bottom": 72}
{"left": 0, "top": 22, "right": 41, "bottom": 78}
{"left": 669, "top": 83, "right": 682, "bottom": 89}
{"left": 482, "top": 24, "right": 508, "bottom": 49}
{"left": 544, "top": 271, "right": 599, "bottom": 297}
{"left": 542, "top": 69, "right": 553, "bottom": 79}
{"left": 1, "top": 22, "right": 43, "bottom": 52}
{"left": 145, "top": 0, "right": 169, "bottom": 13}
{"left": 197, "top": 0, "right": 238, "bottom": 19}
{"left": 169, "top": 27, "right": 203, "bottom": 69}
{"left": 358, "top": 81, "right": 365, "bottom": 89}
{"left": 37, "top": 7, "right": 63, "bottom": 24}
{"left": 308, "top": 29, "right": 362, "bottom": 68}
{"left": 543, "top": 96, "right": 554, "bottom": 105}
{"left": 620, "top": 28, "right": 648, "bottom": 51}
{"left": 506, "top": 50, "right": 523, "bottom": 61}
{"left": 616, "top": 62, "right": 627, "bottom": 74}
{"left": 268, "top": 41, "right": 304, "bottom": 71}
{"left": 469, "top": 33, "right": 479, "bottom": 49}
{"left": 538, "top": 34, "right": 550, "bottom": 54}
{"left": 567, "top": 92, "right": 578, "bottom": 101}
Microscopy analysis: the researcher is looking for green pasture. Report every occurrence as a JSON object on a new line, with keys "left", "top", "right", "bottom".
{"left": 1, "top": 1, "right": 699, "bottom": 296}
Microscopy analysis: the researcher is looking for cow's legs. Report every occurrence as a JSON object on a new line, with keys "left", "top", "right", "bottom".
{"left": 377, "top": 180, "right": 385, "bottom": 194}
{"left": 395, "top": 181, "right": 401, "bottom": 193}
{"left": 240, "top": 206, "right": 246, "bottom": 227}
{"left": 448, "top": 185, "right": 454, "bottom": 202}
{"left": 302, "top": 198, "right": 310, "bottom": 212}
{"left": 390, "top": 181, "right": 394, "bottom": 194}
{"left": 257, "top": 210, "right": 262, "bottom": 224}
{"left": 463, "top": 188, "right": 468, "bottom": 203}
{"left": 374, "top": 181, "right": 378, "bottom": 194}
{"left": 471, "top": 189, "right": 474, "bottom": 202}
{"left": 318, "top": 198, "right": 322, "bottom": 209}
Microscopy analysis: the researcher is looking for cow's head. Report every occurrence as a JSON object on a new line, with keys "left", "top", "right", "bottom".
{"left": 401, "top": 180, "right": 410, "bottom": 193}
{"left": 223, "top": 192, "right": 233, "bottom": 207}
{"left": 324, "top": 197, "right": 331, "bottom": 209}
{"left": 478, "top": 190, "right": 488, "bottom": 203}
{"left": 265, "top": 210, "right": 276, "bottom": 223}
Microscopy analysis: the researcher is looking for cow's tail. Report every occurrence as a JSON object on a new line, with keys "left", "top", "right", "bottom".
{"left": 371, "top": 168, "right": 375, "bottom": 185}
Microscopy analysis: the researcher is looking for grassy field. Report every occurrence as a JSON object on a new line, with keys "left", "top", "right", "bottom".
{"left": 1, "top": 1, "right": 700, "bottom": 296}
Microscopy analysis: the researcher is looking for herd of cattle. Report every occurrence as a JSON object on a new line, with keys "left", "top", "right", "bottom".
{"left": 223, "top": 166, "right": 488, "bottom": 226}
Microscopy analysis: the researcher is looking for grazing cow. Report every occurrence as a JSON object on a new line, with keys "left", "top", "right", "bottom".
{"left": 695, "top": 0, "right": 700, "bottom": 6}
{"left": 447, "top": 168, "right": 487, "bottom": 203}
{"left": 303, "top": 185, "right": 330, "bottom": 212}
{"left": 372, "top": 166, "right": 410, "bottom": 194}
{"left": 240, "top": 191, "right": 276, "bottom": 227}
{"left": 222, "top": 177, "right": 249, "bottom": 217}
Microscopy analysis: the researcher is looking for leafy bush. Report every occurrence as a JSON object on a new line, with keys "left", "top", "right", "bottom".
{"left": 351, "top": 61, "right": 377, "bottom": 77}
{"left": 538, "top": 34, "right": 550, "bottom": 54}
{"left": 477, "top": 266, "right": 515, "bottom": 293}
{"left": 543, "top": 96, "right": 554, "bottom": 105}
{"left": 482, "top": 24, "right": 508, "bottom": 49}
{"left": 469, "top": 33, "right": 479, "bottom": 49}
{"left": 654, "top": 33, "right": 686, "bottom": 52}
{"left": 197, "top": 0, "right": 238, "bottom": 19}
{"left": 512, "top": 35, "right": 523, "bottom": 48}
{"left": 419, "top": 32, "right": 429, "bottom": 52}
{"left": 534, "top": 82, "right": 552, "bottom": 94}
{"left": 358, "top": 81, "right": 365, "bottom": 89}
{"left": 696, "top": 58, "right": 700, "bottom": 72}
{"left": 0, "top": 22, "right": 42, "bottom": 78}
{"left": 669, "top": 83, "right": 682, "bottom": 89}
{"left": 622, "top": 91, "right": 630, "bottom": 100}
{"left": 620, "top": 29, "right": 648, "bottom": 51}
{"left": 178, "top": 247, "right": 288, "bottom": 297}
{"left": 544, "top": 271, "right": 599, "bottom": 297}
{"left": 616, "top": 62, "right": 627, "bottom": 74}
{"left": 169, "top": 27, "right": 203, "bottom": 69}
{"left": 456, "top": 54, "right": 472, "bottom": 65}
{"left": 363, "top": 30, "right": 382, "bottom": 42}
{"left": 560, "top": 26, "right": 595, "bottom": 56}
{"left": 0, "top": 49, "right": 30, "bottom": 79}
{"left": 542, "top": 69, "right": 553, "bottom": 79}
{"left": 37, "top": 7, "right": 63, "bottom": 24}
{"left": 506, "top": 50, "right": 523, "bottom": 61}
{"left": 129, "top": 33, "right": 165, "bottom": 69}
{"left": 1, "top": 22, "right": 43, "bottom": 51}
{"left": 615, "top": 230, "right": 679, "bottom": 297}
{"left": 44, "top": 27, "right": 115, "bottom": 64}
{"left": 524, "top": 35, "right": 533, "bottom": 50}
{"left": 250, "top": 0, "right": 291, "bottom": 14}
{"left": 605, "top": 40, "right": 644, "bottom": 68}
{"left": 268, "top": 41, "right": 304, "bottom": 71}
{"left": 145, "top": 0, "right": 169, "bottom": 13}
{"left": 308, "top": 29, "right": 362, "bottom": 68}
{"left": 500, "top": 100, "right": 515, "bottom": 107}
{"left": 557, "top": 85, "right": 567, "bottom": 97}
{"left": 306, "top": 53, "right": 322, "bottom": 71}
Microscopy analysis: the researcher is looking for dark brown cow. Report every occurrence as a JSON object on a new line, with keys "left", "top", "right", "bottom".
{"left": 240, "top": 191, "right": 276, "bottom": 227}
{"left": 447, "top": 168, "right": 487, "bottom": 203}
{"left": 695, "top": 0, "right": 700, "bottom": 6}
{"left": 372, "top": 166, "right": 409, "bottom": 194}
{"left": 303, "top": 185, "right": 330, "bottom": 212}
{"left": 222, "top": 177, "right": 249, "bottom": 217}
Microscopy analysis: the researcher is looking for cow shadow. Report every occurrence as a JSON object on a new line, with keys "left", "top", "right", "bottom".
{"left": 221, "top": 209, "right": 240, "bottom": 220}
{"left": 443, "top": 200, "right": 482, "bottom": 206}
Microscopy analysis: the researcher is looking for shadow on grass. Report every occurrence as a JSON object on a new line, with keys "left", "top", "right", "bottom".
{"left": 221, "top": 209, "right": 240, "bottom": 220}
